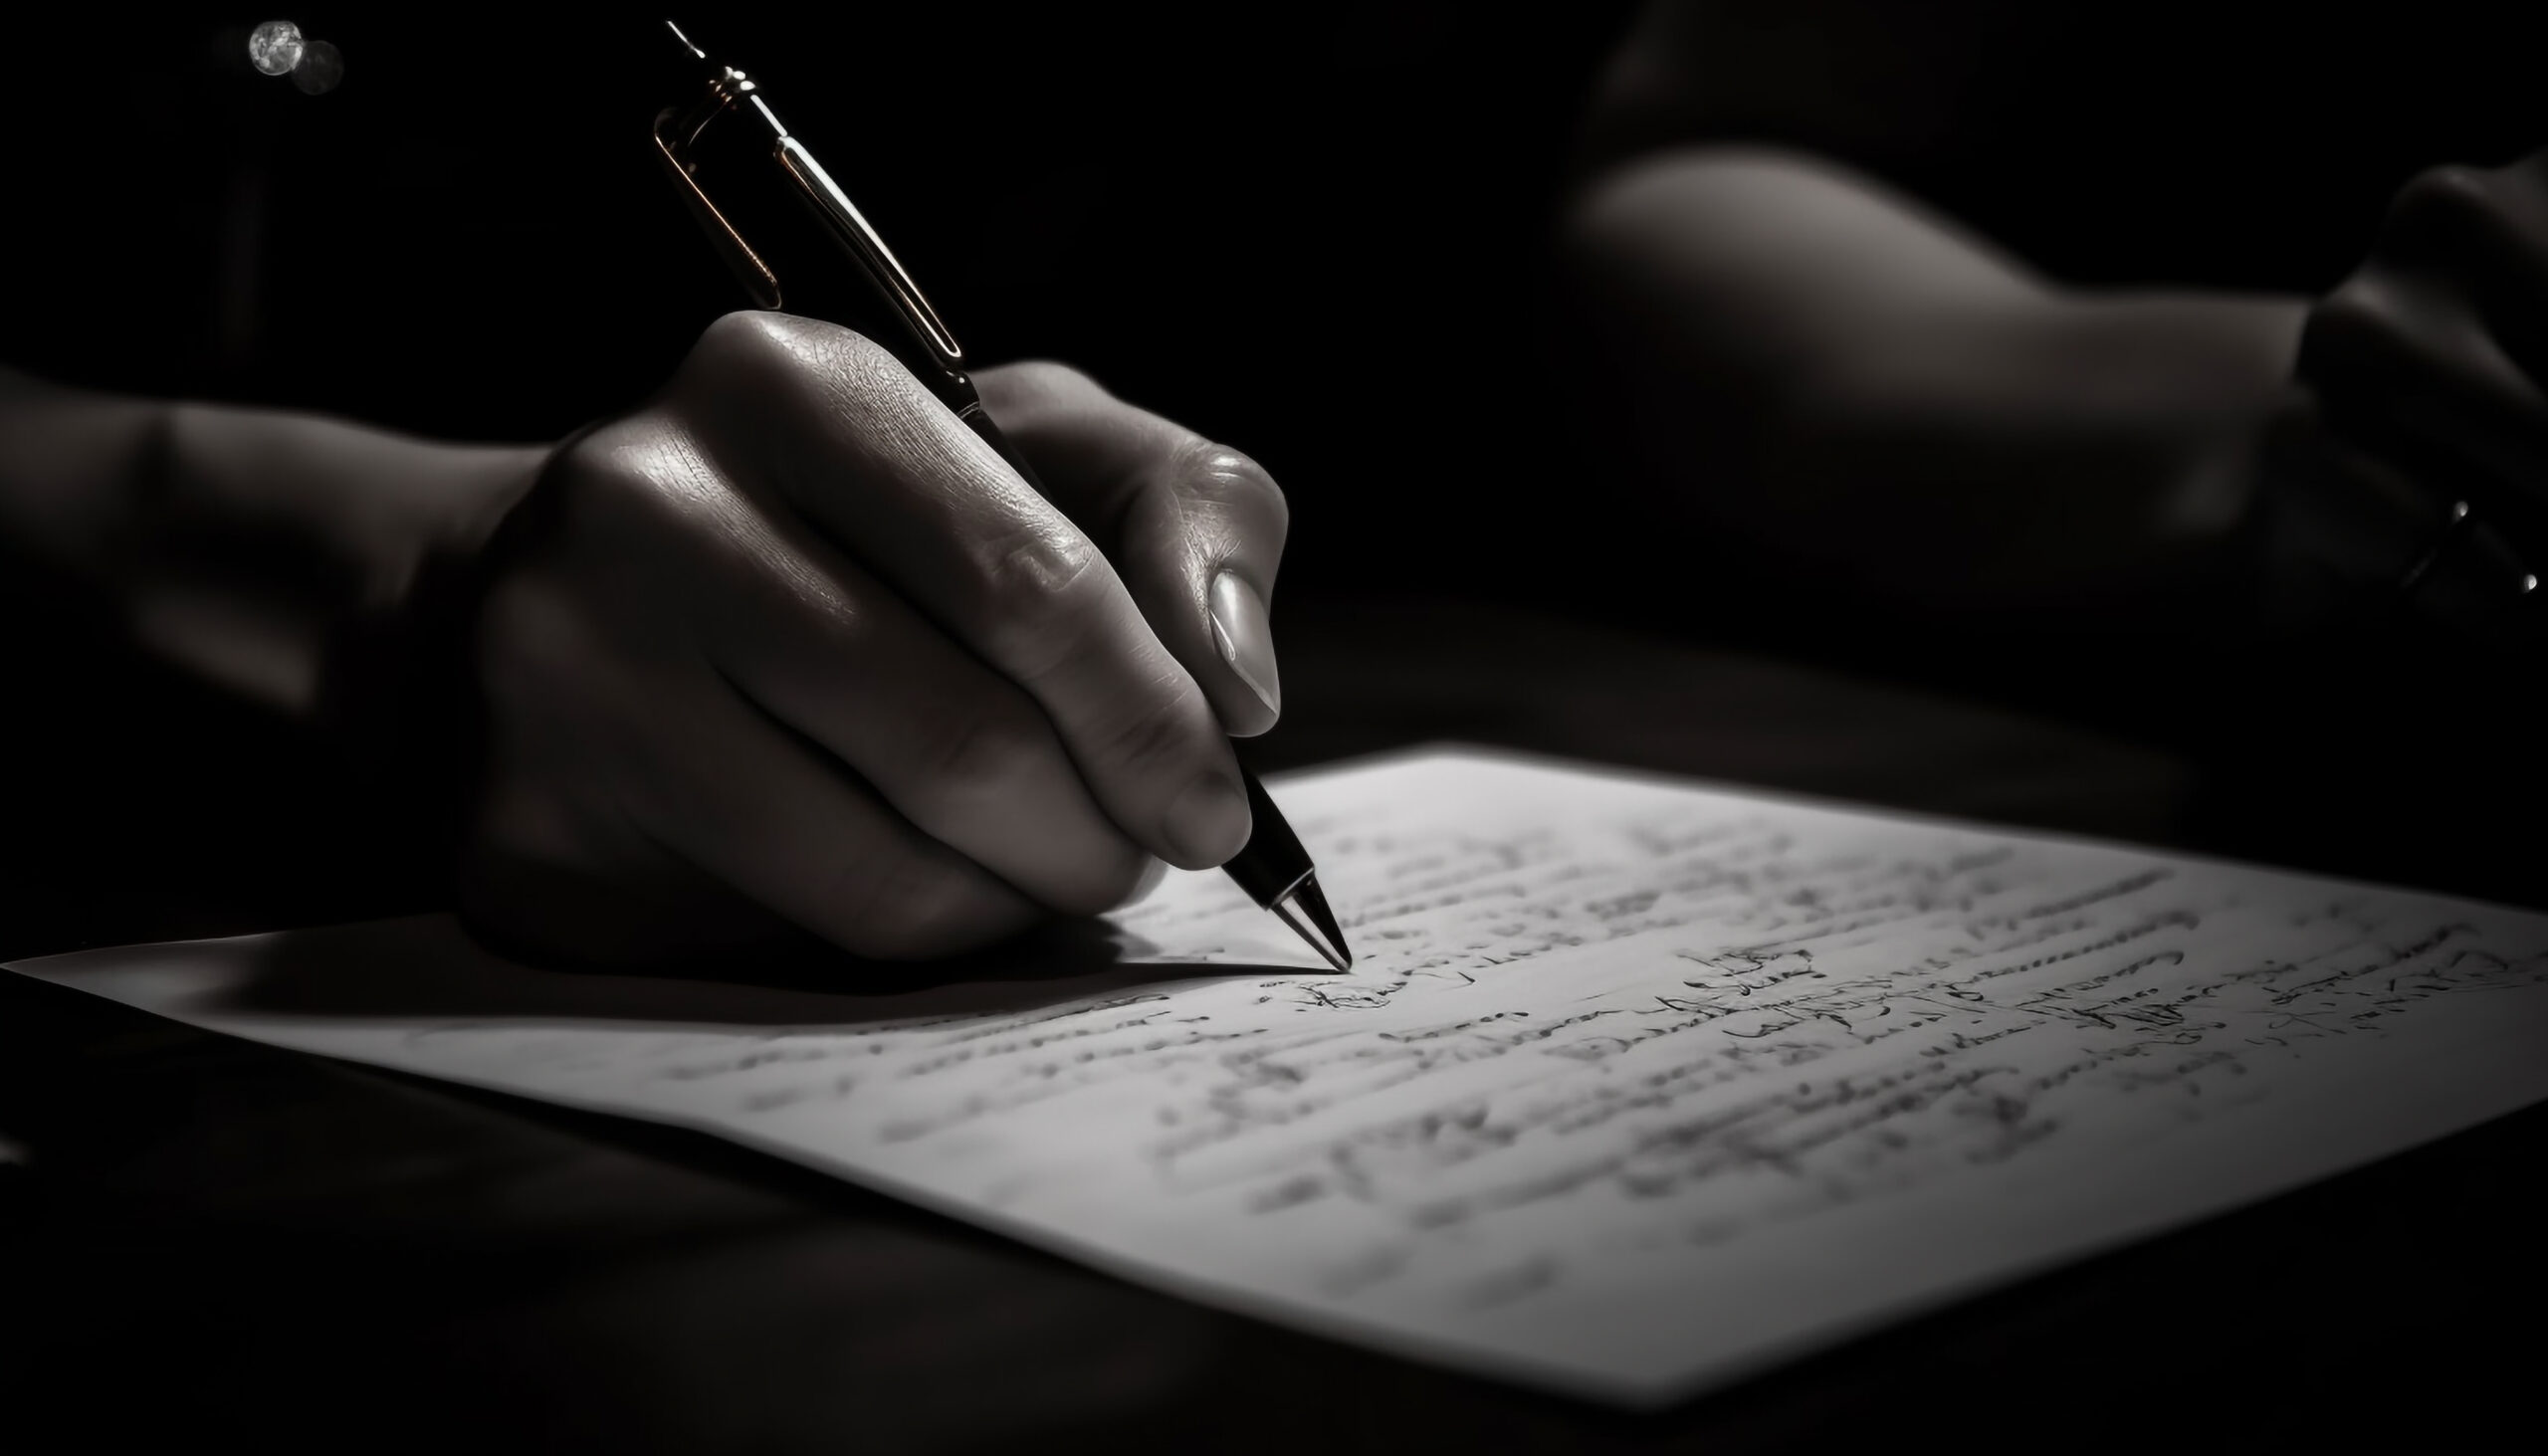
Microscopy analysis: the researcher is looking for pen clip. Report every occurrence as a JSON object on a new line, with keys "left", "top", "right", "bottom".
{"left": 655, "top": 24, "right": 969, "bottom": 382}
{"left": 652, "top": 99, "right": 782, "bottom": 312}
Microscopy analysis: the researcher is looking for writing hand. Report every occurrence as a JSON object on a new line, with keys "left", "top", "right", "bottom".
{"left": 2275, "top": 150, "right": 2548, "bottom": 619}
{"left": 456, "top": 313, "right": 1289, "bottom": 967}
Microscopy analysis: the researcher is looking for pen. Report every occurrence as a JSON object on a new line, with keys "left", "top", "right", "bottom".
{"left": 650, "top": 21, "right": 1351, "bottom": 971}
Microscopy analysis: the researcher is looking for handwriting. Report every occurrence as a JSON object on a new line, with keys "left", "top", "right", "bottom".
{"left": 26, "top": 750, "right": 2548, "bottom": 1403}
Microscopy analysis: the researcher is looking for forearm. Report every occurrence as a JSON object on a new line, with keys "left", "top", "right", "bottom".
{"left": 1561, "top": 148, "right": 2306, "bottom": 637}
{"left": 0, "top": 366, "right": 543, "bottom": 733}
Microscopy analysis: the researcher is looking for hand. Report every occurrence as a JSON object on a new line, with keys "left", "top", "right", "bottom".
{"left": 2272, "top": 150, "right": 2548, "bottom": 626}
{"left": 455, "top": 313, "right": 1290, "bottom": 967}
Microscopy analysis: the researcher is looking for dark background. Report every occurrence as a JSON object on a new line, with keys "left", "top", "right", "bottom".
{"left": 5, "top": 6, "right": 1636, "bottom": 594}
{"left": 17, "top": 4, "right": 2547, "bottom": 631}
{"left": 8, "top": 11, "right": 2548, "bottom": 1450}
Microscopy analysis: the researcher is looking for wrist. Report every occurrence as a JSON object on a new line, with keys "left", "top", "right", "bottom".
{"left": 315, "top": 435, "right": 546, "bottom": 792}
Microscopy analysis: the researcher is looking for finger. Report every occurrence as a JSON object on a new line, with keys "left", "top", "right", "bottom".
{"left": 2380, "top": 162, "right": 2548, "bottom": 367}
{"left": 2303, "top": 268, "right": 2548, "bottom": 548}
{"left": 681, "top": 312, "right": 1253, "bottom": 871}
{"left": 640, "top": 665, "right": 1049, "bottom": 959}
{"left": 974, "top": 361, "right": 1291, "bottom": 736}
{"left": 660, "top": 448, "right": 1157, "bottom": 916}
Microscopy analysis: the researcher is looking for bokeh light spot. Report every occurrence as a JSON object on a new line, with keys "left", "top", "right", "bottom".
{"left": 248, "top": 20, "right": 304, "bottom": 76}
{"left": 291, "top": 39, "right": 344, "bottom": 95}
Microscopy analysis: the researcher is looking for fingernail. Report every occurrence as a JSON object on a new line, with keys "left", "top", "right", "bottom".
{"left": 1164, "top": 772, "right": 1251, "bottom": 867}
{"left": 1207, "top": 570, "right": 1281, "bottom": 718}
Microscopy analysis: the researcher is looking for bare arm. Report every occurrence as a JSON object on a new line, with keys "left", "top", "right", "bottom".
{"left": 1561, "top": 147, "right": 2306, "bottom": 639}
{"left": 0, "top": 365, "right": 543, "bottom": 762}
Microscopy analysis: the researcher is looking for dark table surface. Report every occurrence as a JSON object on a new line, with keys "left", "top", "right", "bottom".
{"left": 5, "top": 595, "right": 2541, "bottom": 1452}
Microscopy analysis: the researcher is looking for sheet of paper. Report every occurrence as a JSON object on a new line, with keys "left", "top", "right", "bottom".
{"left": 15, "top": 748, "right": 2548, "bottom": 1405}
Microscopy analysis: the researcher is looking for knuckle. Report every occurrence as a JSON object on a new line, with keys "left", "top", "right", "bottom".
{"left": 690, "top": 310, "right": 793, "bottom": 377}
{"left": 805, "top": 322, "right": 905, "bottom": 393}
{"left": 549, "top": 419, "right": 699, "bottom": 529}
{"left": 765, "top": 314, "right": 902, "bottom": 394}
{"left": 1175, "top": 438, "right": 1288, "bottom": 516}
{"left": 2309, "top": 282, "right": 2386, "bottom": 341}
{"left": 2385, "top": 164, "right": 2509, "bottom": 254}
{"left": 2299, "top": 277, "right": 2411, "bottom": 377}
{"left": 962, "top": 528, "right": 1109, "bottom": 672}
{"left": 689, "top": 312, "right": 902, "bottom": 406}
{"left": 537, "top": 426, "right": 641, "bottom": 523}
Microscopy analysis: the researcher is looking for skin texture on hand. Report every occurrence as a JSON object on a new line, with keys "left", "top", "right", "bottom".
{"left": 457, "top": 313, "right": 1290, "bottom": 969}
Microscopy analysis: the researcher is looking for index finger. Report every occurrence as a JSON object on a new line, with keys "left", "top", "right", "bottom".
{"left": 971, "top": 360, "right": 1291, "bottom": 737}
{"left": 685, "top": 312, "right": 1252, "bottom": 870}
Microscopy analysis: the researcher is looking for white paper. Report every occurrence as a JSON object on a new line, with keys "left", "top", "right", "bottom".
{"left": 16, "top": 747, "right": 2548, "bottom": 1405}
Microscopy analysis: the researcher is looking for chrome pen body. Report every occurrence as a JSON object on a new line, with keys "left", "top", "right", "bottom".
{"left": 651, "top": 27, "right": 1021, "bottom": 473}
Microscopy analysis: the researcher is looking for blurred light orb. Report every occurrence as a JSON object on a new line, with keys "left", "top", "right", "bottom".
{"left": 248, "top": 20, "right": 304, "bottom": 76}
{"left": 291, "top": 39, "right": 344, "bottom": 95}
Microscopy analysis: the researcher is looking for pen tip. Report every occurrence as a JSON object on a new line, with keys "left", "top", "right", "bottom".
{"left": 1272, "top": 877, "right": 1353, "bottom": 972}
